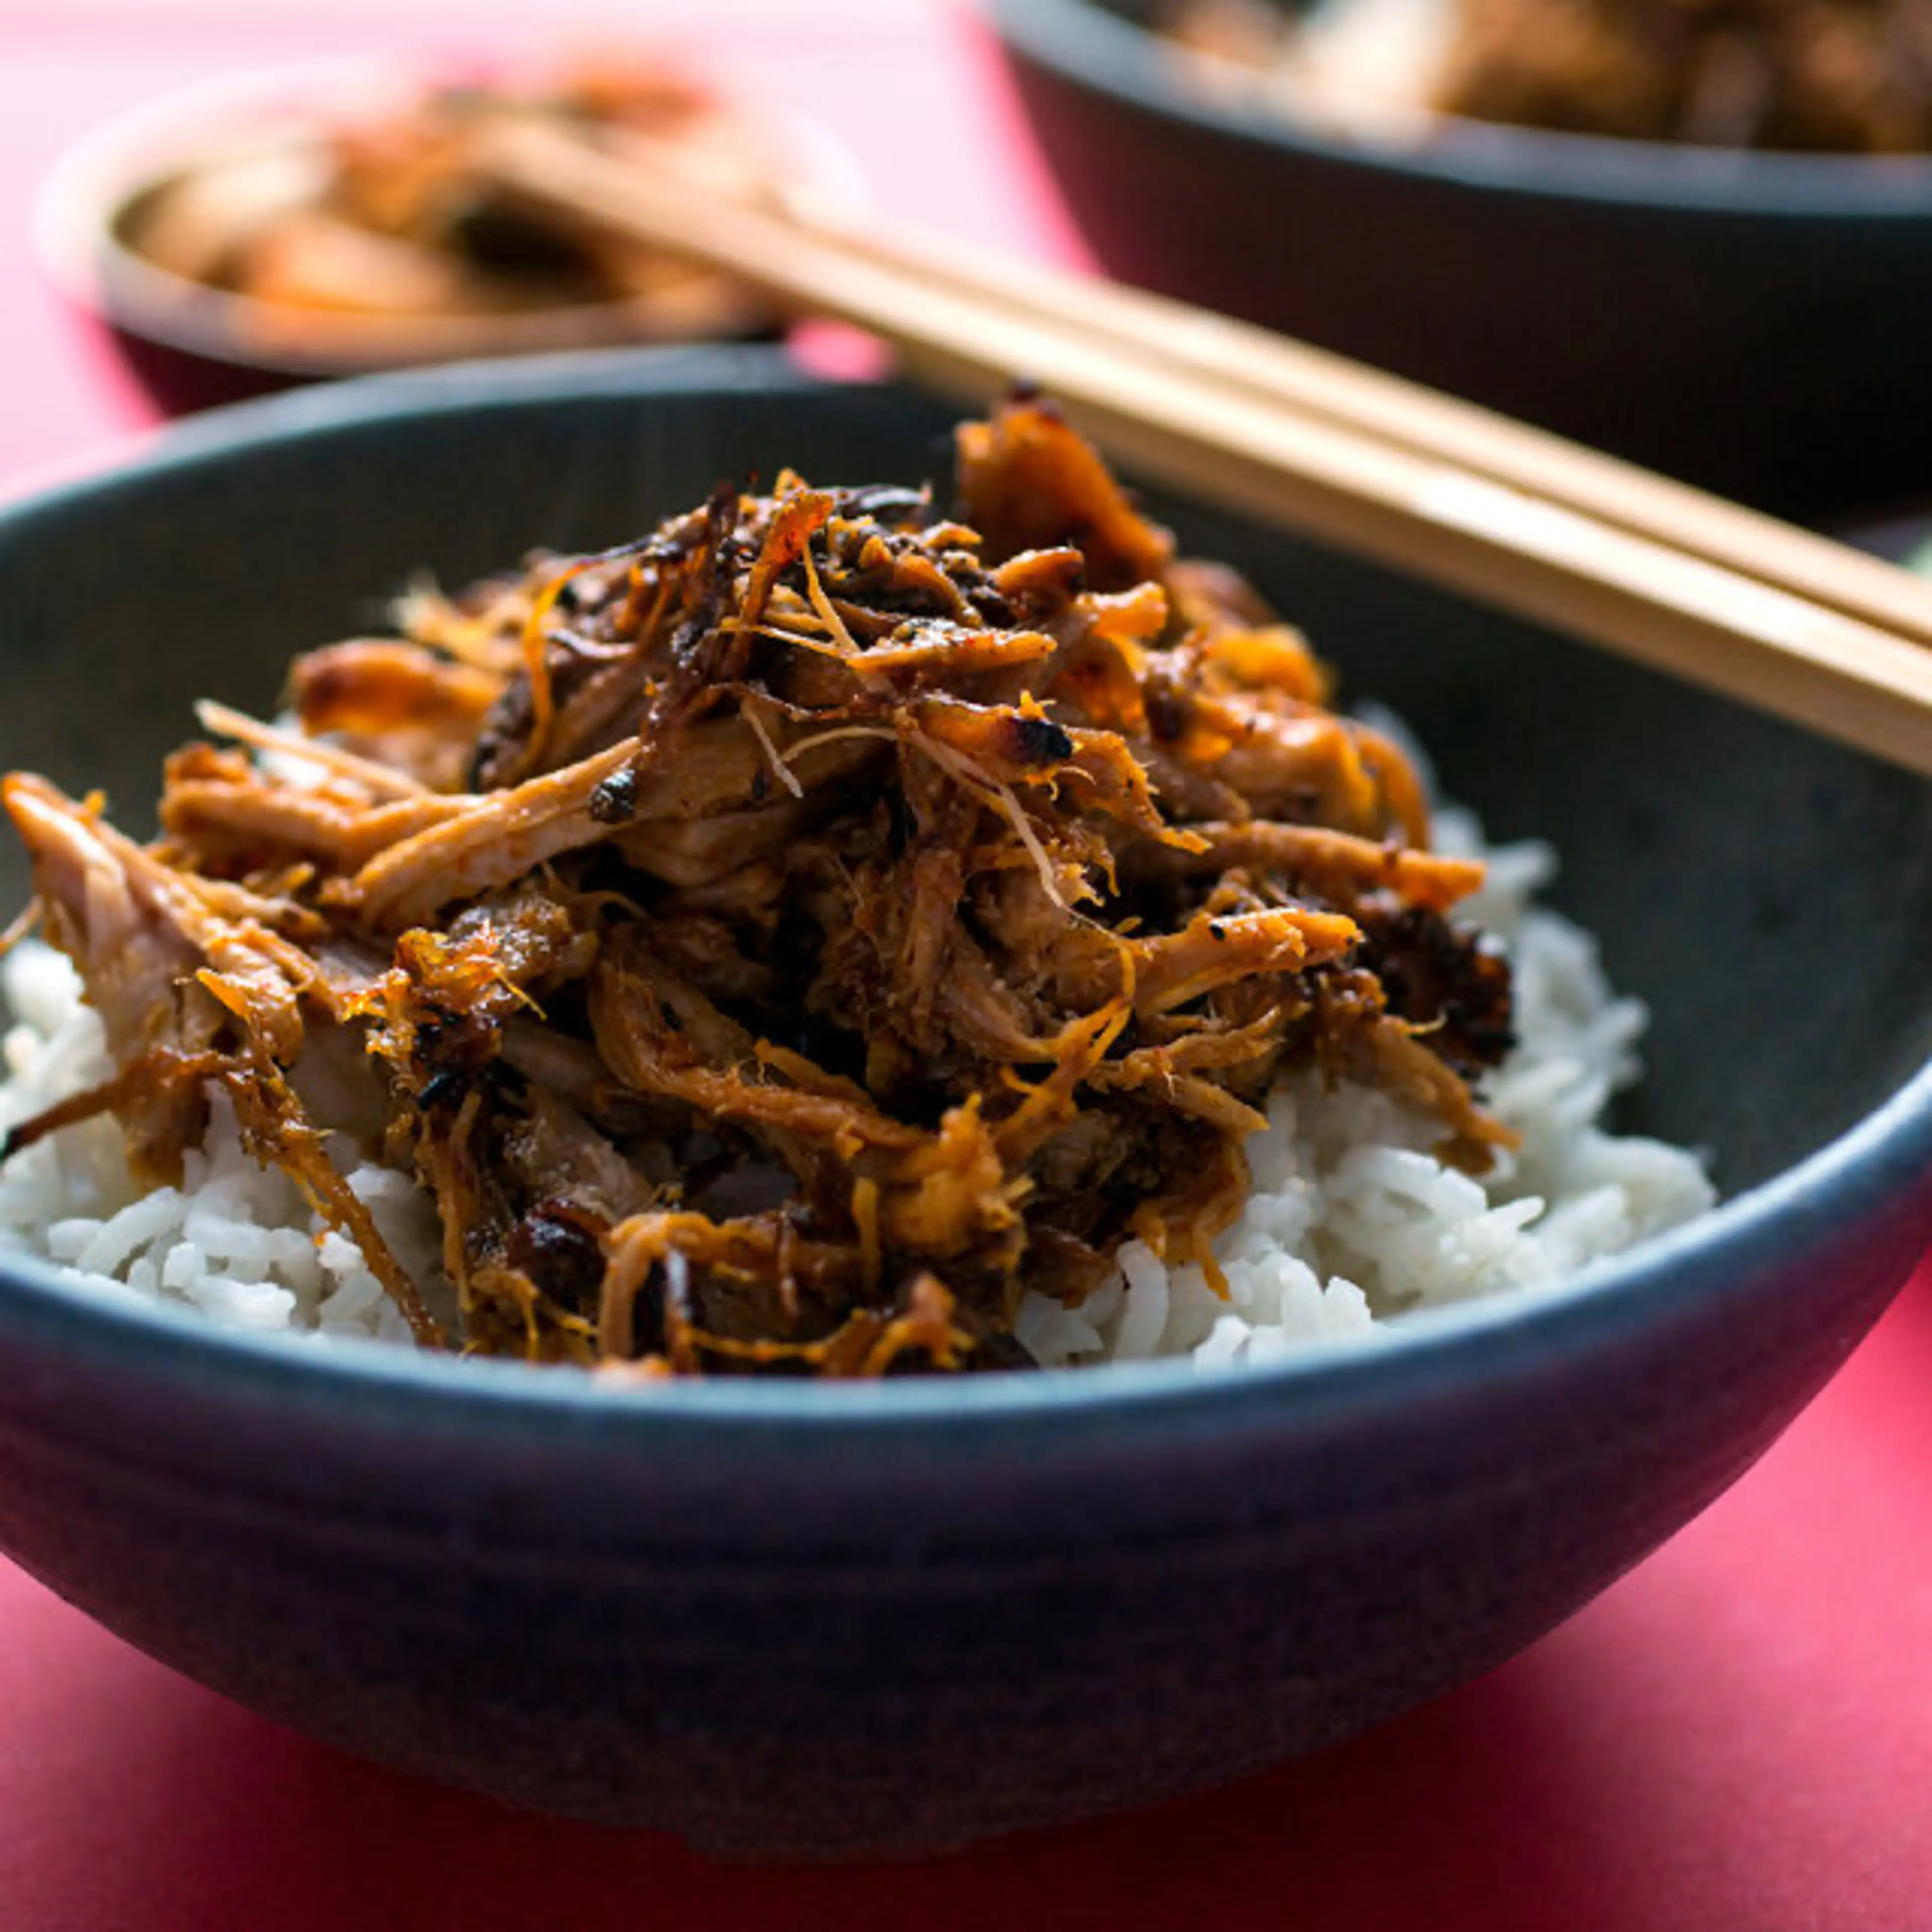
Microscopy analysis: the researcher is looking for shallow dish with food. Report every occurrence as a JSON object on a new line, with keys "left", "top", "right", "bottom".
{"left": 0, "top": 345, "right": 1927, "bottom": 1855}
{"left": 34, "top": 60, "right": 861, "bottom": 414}
{"left": 983, "top": 0, "right": 1932, "bottom": 516}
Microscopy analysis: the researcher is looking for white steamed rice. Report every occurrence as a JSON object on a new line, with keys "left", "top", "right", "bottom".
{"left": 1015, "top": 805, "right": 1713, "bottom": 1367}
{"left": 0, "top": 805, "right": 1713, "bottom": 1369}
{"left": 0, "top": 952, "right": 445, "bottom": 1346}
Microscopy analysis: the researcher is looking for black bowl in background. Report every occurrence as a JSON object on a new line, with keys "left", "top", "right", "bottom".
{"left": 985, "top": 0, "right": 1932, "bottom": 520}
{"left": 0, "top": 347, "right": 1929, "bottom": 1856}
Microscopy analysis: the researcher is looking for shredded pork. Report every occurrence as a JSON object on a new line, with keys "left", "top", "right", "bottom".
{"left": 1, "top": 399, "right": 1514, "bottom": 1376}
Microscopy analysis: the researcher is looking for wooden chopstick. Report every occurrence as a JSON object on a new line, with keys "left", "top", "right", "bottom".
{"left": 476, "top": 115, "right": 1932, "bottom": 778}
{"left": 792, "top": 213, "right": 1932, "bottom": 655}
{"left": 583, "top": 119, "right": 1932, "bottom": 654}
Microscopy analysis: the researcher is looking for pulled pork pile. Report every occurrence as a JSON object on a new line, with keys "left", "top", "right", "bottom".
{"left": 1, "top": 400, "right": 1513, "bottom": 1376}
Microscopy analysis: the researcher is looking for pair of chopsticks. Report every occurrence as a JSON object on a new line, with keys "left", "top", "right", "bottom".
{"left": 476, "top": 113, "right": 1932, "bottom": 778}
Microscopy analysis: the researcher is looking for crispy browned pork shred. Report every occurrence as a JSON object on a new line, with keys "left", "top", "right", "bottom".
{"left": 1, "top": 399, "right": 1515, "bottom": 1376}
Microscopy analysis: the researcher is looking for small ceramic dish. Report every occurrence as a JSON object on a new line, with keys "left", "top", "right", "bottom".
{"left": 34, "top": 61, "right": 865, "bottom": 411}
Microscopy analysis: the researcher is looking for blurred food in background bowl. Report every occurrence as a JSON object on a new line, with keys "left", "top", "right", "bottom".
{"left": 34, "top": 56, "right": 863, "bottom": 414}
{"left": 1166, "top": 0, "right": 1932, "bottom": 153}
{"left": 983, "top": 0, "right": 1932, "bottom": 516}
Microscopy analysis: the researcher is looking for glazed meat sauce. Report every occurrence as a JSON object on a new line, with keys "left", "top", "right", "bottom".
{"left": 2, "top": 400, "right": 1513, "bottom": 1376}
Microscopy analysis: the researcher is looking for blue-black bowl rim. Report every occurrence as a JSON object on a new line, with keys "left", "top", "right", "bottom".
{"left": 980, "top": 0, "right": 1932, "bottom": 220}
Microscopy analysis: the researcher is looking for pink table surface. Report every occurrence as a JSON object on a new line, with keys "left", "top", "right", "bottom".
{"left": 2, "top": 5, "right": 1930, "bottom": 1927}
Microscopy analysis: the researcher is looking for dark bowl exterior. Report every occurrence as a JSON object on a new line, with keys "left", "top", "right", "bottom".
{"left": 93, "top": 311, "right": 301, "bottom": 416}
{"left": 986, "top": 0, "right": 1932, "bottom": 520}
{"left": 0, "top": 348, "right": 1928, "bottom": 1856}
{"left": 2, "top": 1173, "right": 1929, "bottom": 1857}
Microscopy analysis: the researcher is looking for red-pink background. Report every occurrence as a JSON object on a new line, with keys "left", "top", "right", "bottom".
{"left": 2, "top": 5, "right": 1928, "bottom": 1926}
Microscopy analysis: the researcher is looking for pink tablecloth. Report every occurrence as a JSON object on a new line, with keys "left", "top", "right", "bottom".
{"left": 2, "top": 6, "right": 1929, "bottom": 1927}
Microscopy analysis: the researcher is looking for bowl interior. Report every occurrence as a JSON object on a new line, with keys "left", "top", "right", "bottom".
{"left": 2, "top": 347, "right": 1928, "bottom": 1204}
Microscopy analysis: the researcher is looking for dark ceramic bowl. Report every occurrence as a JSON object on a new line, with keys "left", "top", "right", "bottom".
{"left": 0, "top": 347, "right": 1929, "bottom": 1858}
{"left": 984, "top": 0, "right": 1932, "bottom": 519}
